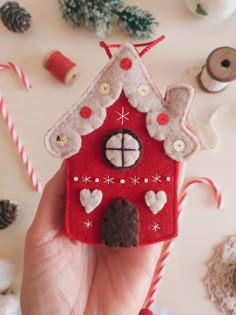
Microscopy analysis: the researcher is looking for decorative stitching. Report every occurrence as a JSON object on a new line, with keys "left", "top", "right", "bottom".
{"left": 82, "top": 175, "right": 92, "bottom": 183}
{"left": 152, "top": 175, "right": 162, "bottom": 183}
{"left": 131, "top": 176, "right": 140, "bottom": 185}
{"left": 116, "top": 106, "right": 130, "bottom": 125}
{"left": 84, "top": 220, "right": 93, "bottom": 229}
{"left": 151, "top": 222, "right": 160, "bottom": 232}
{"left": 103, "top": 176, "right": 115, "bottom": 184}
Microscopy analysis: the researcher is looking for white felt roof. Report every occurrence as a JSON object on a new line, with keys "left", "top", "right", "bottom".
{"left": 44, "top": 42, "right": 200, "bottom": 161}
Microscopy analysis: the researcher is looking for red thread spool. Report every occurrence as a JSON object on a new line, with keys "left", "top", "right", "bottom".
{"left": 43, "top": 50, "right": 79, "bottom": 85}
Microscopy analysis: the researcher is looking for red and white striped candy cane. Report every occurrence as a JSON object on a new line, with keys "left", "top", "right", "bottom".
{"left": 0, "top": 96, "right": 42, "bottom": 193}
{"left": 0, "top": 62, "right": 32, "bottom": 90}
{"left": 141, "top": 177, "right": 223, "bottom": 311}
{"left": 0, "top": 62, "right": 42, "bottom": 192}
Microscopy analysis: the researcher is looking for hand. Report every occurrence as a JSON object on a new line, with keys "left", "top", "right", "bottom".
{"left": 20, "top": 164, "right": 161, "bottom": 315}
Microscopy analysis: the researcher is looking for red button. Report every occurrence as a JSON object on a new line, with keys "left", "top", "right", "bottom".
{"left": 80, "top": 106, "right": 92, "bottom": 118}
{"left": 120, "top": 58, "right": 132, "bottom": 70}
{"left": 157, "top": 113, "right": 169, "bottom": 125}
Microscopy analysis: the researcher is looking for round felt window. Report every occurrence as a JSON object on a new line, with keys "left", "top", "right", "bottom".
{"left": 103, "top": 129, "right": 143, "bottom": 170}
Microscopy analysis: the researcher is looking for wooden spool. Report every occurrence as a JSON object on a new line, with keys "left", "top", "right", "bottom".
{"left": 199, "top": 47, "right": 236, "bottom": 92}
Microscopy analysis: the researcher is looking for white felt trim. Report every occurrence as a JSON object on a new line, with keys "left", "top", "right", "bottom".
{"left": 146, "top": 84, "right": 200, "bottom": 161}
{"left": 80, "top": 189, "right": 103, "bottom": 213}
{"left": 145, "top": 190, "right": 167, "bottom": 214}
{"left": 45, "top": 43, "right": 199, "bottom": 161}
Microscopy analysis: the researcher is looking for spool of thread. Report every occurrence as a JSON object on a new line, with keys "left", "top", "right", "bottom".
{"left": 199, "top": 47, "right": 236, "bottom": 93}
{"left": 43, "top": 50, "right": 79, "bottom": 85}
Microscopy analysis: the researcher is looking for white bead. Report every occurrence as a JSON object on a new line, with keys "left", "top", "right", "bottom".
{"left": 99, "top": 82, "right": 111, "bottom": 95}
{"left": 144, "top": 178, "right": 149, "bottom": 183}
{"left": 173, "top": 140, "right": 185, "bottom": 152}
{"left": 166, "top": 177, "right": 171, "bottom": 182}
{"left": 95, "top": 178, "right": 99, "bottom": 183}
{"left": 73, "top": 176, "right": 79, "bottom": 182}
{"left": 120, "top": 179, "right": 125, "bottom": 184}
{"left": 138, "top": 84, "right": 150, "bottom": 96}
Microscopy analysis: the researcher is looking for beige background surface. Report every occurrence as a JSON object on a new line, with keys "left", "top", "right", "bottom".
{"left": 0, "top": 0, "right": 236, "bottom": 314}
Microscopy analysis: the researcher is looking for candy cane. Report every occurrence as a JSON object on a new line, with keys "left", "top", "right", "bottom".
{"left": 0, "top": 96, "right": 42, "bottom": 193}
{"left": 142, "top": 177, "right": 223, "bottom": 311}
{"left": 0, "top": 62, "right": 32, "bottom": 90}
{"left": 0, "top": 62, "right": 41, "bottom": 192}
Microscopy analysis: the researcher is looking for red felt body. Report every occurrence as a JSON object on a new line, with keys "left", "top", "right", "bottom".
{"left": 65, "top": 92, "right": 180, "bottom": 246}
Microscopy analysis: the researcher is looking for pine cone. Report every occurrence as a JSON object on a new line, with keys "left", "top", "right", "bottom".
{"left": 0, "top": 1, "right": 31, "bottom": 33}
{"left": 0, "top": 200, "right": 18, "bottom": 229}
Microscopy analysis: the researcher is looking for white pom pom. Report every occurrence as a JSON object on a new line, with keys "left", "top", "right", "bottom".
{"left": 0, "top": 294, "right": 21, "bottom": 315}
{"left": 0, "top": 259, "right": 16, "bottom": 294}
{"left": 185, "top": 0, "right": 236, "bottom": 20}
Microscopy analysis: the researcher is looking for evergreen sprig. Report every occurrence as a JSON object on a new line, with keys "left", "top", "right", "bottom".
{"left": 58, "top": 0, "right": 85, "bottom": 26}
{"left": 58, "top": 0, "right": 158, "bottom": 39}
{"left": 117, "top": 6, "right": 158, "bottom": 39}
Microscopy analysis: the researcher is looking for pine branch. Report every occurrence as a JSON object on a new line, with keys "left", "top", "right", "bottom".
{"left": 58, "top": 0, "right": 85, "bottom": 26}
{"left": 116, "top": 6, "right": 158, "bottom": 40}
{"left": 58, "top": 1, "right": 158, "bottom": 38}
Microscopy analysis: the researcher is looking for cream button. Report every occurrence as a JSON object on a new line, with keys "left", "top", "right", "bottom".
{"left": 99, "top": 82, "right": 111, "bottom": 95}
{"left": 173, "top": 140, "right": 185, "bottom": 152}
{"left": 56, "top": 134, "right": 68, "bottom": 147}
{"left": 138, "top": 84, "right": 150, "bottom": 96}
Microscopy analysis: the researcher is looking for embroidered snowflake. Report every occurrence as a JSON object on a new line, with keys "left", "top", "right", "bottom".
{"left": 82, "top": 175, "right": 92, "bottom": 183}
{"left": 116, "top": 106, "right": 129, "bottom": 125}
{"left": 152, "top": 223, "right": 160, "bottom": 232}
{"left": 84, "top": 220, "right": 93, "bottom": 229}
{"left": 131, "top": 176, "right": 140, "bottom": 185}
{"left": 152, "top": 174, "right": 161, "bottom": 183}
{"left": 103, "top": 175, "right": 115, "bottom": 184}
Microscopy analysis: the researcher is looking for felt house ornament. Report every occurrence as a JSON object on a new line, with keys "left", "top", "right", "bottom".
{"left": 45, "top": 38, "right": 200, "bottom": 248}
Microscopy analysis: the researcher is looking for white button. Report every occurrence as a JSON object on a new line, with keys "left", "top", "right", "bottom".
{"left": 144, "top": 178, "right": 149, "bottom": 183}
{"left": 99, "top": 82, "right": 111, "bottom": 95}
{"left": 173, "top": 140, "right": 185, "bottom": 152}
{"left": 73, "top": 176, "right": 79, "bottom": 182}
{"left": 95, "top": 178, "right": 99, "bottom": 183}
{"left": 166, "top": 177, "right": 171, "bottom": 182}
{"left": 120, "top": 179, "right": 125, "bottom": 184}
{"left": 138, "top": 84, "right": 150, "bottom": 96}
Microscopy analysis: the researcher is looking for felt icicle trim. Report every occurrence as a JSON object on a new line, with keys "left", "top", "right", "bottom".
{"left": 58, "top": 0, "right": 158, "bottom": 39}
{"left": 141, "top": 177, "right": 223, "bottom": 310}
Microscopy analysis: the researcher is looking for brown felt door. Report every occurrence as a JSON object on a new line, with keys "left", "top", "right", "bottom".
{"left": 101, "top": 198, "right": 139, "bottom": 247}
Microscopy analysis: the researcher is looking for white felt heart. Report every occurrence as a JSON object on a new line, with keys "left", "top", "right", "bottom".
{"left": 80, "top": 189, "right": 103, "bottom": 213}
{"left": 145, "top": 190, "right": 167, "bottom": 214}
